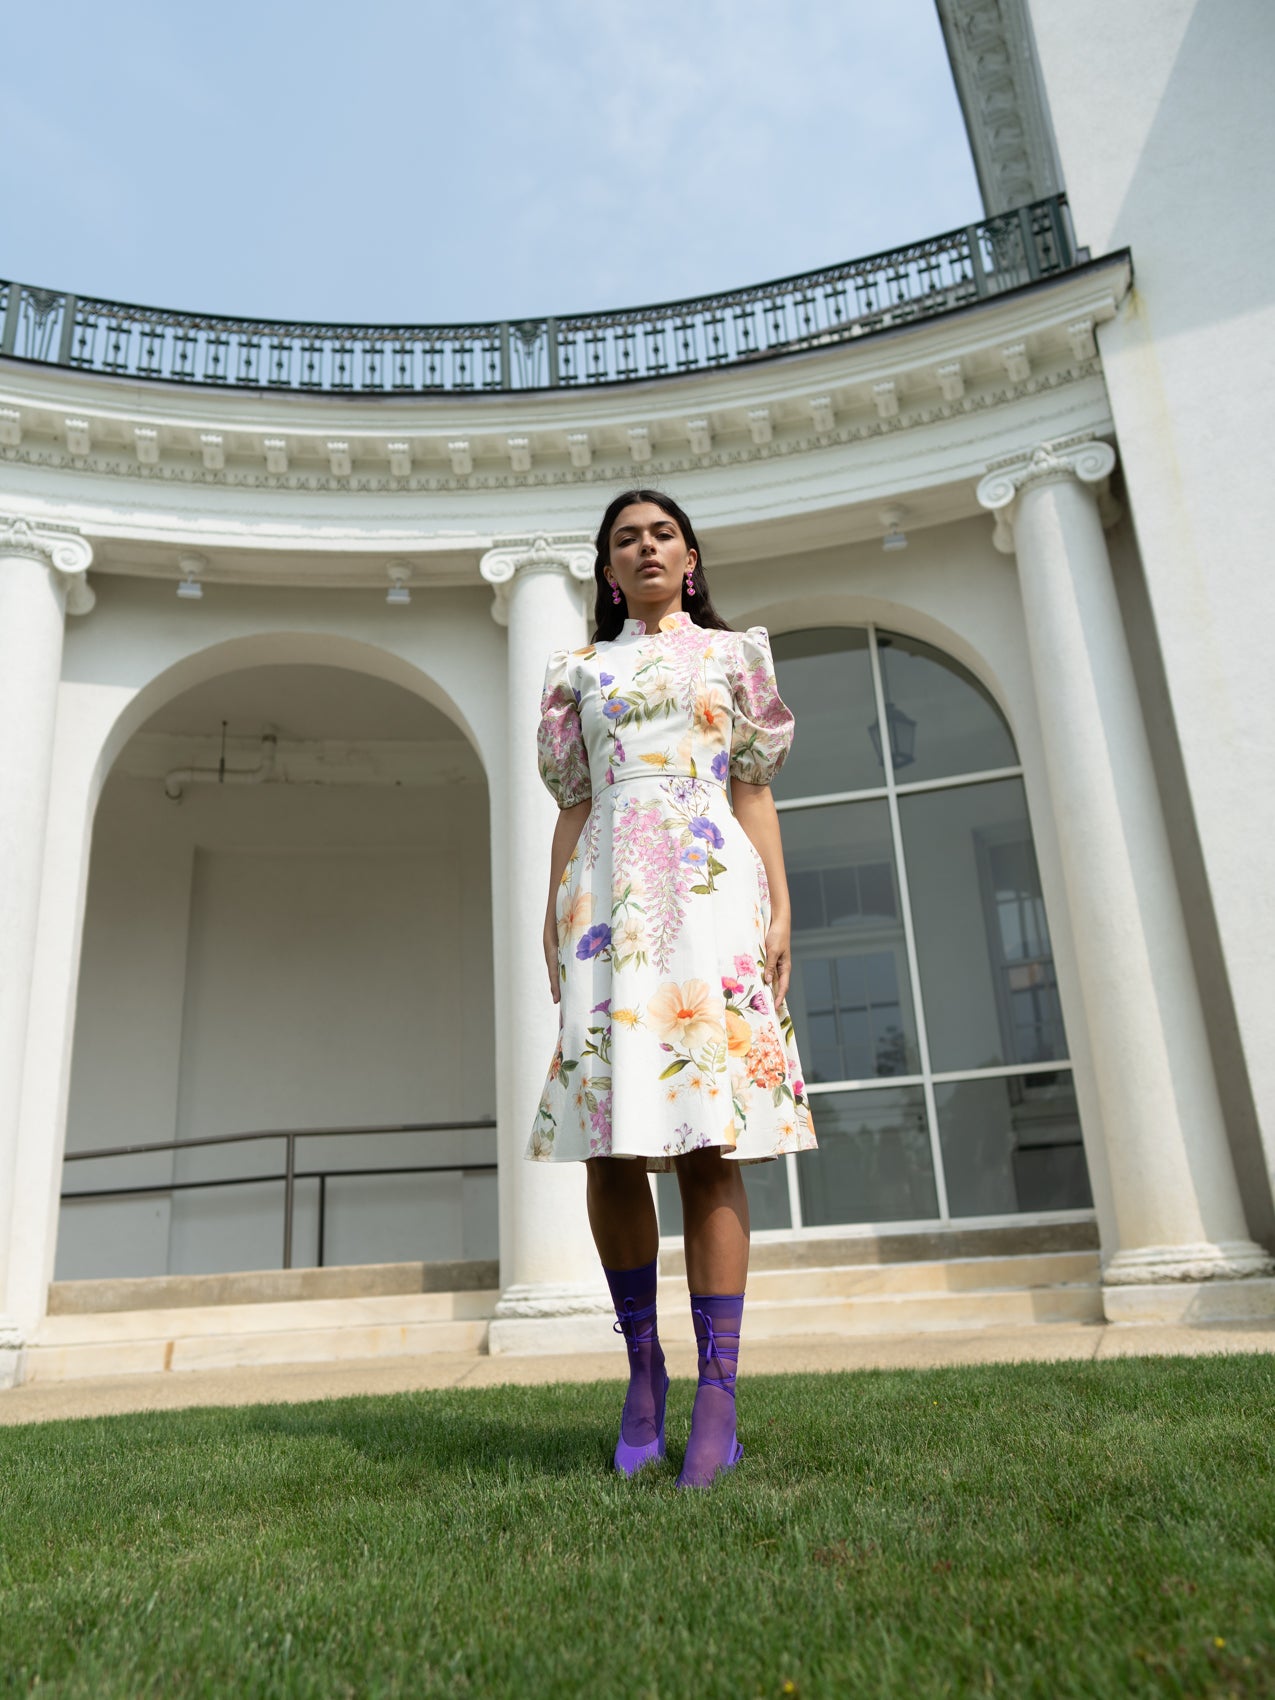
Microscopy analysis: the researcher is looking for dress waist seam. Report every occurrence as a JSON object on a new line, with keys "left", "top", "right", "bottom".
{"left": 594, "top": 771, "right": 727, "bottom": 797}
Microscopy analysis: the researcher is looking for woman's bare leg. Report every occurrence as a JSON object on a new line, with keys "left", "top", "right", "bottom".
{"left": 585, "top": 1156, "right": 659, "bottom": 1270}
{"left": 674, "top": 1147, "right": 750, "bottom": 1293}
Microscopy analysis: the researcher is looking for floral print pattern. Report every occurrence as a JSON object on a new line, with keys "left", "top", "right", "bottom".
{"left": 529, "top": 612, "right": 817, "bottom": 1170}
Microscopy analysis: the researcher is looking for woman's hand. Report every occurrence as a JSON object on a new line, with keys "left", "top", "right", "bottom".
{"left": 763, "top": 915, "right": 792, "bottom": 1007}
{"left": 544, "top": 915, "right": 561, "bottom": 1004}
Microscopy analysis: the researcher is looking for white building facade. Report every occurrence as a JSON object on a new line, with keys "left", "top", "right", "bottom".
{"left": 1, "top": 0, "right": 1272, "bottom": 1385}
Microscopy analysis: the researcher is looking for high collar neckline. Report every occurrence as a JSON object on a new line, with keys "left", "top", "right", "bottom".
{"left": 622, "top": 610, "right": 693, "bottom": 637}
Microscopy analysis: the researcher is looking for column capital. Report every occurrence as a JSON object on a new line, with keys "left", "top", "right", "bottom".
{"left": 479, "top": 532, "right": 594, "bottom": 626}
{"left": 0, "top": 515, "right": 95, "bottom": 614}
{"left": 976, "top": 436, "right": 1119, "bottom": 554}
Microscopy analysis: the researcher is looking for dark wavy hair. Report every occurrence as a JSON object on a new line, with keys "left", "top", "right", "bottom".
{"left": 589, "top": 489, "right": 733, "bottom": 642}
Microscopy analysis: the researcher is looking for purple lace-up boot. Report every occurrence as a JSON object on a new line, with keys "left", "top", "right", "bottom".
{"left": 675, "top": 1292, "right": 745, "bottom": 1490}
{"left": 604, "top": 1259, "right": 669, "bottom": 1475}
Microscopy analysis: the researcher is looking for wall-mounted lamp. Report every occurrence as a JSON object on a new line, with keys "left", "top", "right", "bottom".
{"left": 176, "top": 551, "right": 207, "bottom": 600}
{"left": 880, "top": 505, "right": 909, "bottom": 552}
{"left": 386, "top": 560, "right": 413, "bottom": 606}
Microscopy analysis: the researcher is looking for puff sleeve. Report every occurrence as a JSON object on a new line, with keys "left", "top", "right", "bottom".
{"left": 536, "top": 649, "right": 593, "bottom": 809}
{"left": 727, "top": 626, "right": 794, "bottom": 786}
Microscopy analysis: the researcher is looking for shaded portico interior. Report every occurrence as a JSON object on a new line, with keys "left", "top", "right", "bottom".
{"left": 59, "top": 658, "right": 497, "bottom": 1282}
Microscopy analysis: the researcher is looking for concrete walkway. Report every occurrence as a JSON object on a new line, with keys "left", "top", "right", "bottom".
{"left": 4, "top": 1319, "right": 1275, "bottom": 1425}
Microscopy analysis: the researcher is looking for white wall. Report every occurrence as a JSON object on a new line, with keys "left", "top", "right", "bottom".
{"left": 57, "top": 730, "right": 495, "bottom": 1280}
{"left": 1027, "top": 0, "right": 1275, "bottom": 1205}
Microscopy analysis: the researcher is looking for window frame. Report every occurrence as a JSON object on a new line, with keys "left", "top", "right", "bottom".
{"left": 659, "top": 621, "right": 1092, "bottom": 1242}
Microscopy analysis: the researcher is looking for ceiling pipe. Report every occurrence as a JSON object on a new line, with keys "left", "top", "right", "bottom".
{"left": 164, "top": 732, "right": 277, "bottom": 801}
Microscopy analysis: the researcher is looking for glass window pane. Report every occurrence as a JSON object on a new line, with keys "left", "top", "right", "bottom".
{"left": 788, "top": 869, "right": 824, "bottom": 932}
{"left": 876, "top": 631, "right": 1018, "bottom": 784}
{"left": 858, "top": 861, "right": 897, "bottom": 920}
{"left": 657, "top": 1159, "right": 791, "bottom": 1234}
{"left": 742, "top": 1158, "right": 793, "bottom": 1230}
{"left": 770, "top": 629, "right": 883, "bottom": 799}
{"left": 798, "top": 1086, "right": 935, "bottom": 1226}
{"left": 899, "top": 778, "right": 1068, "bottom": 1073}
{"left": 935, "top": 1072, "right": 1092, "bottom": 1216}
{"left": 780, "top": 801, "right": 921, "bottom": 1083}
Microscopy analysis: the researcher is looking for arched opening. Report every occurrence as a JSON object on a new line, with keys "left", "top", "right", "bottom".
{"left": 56, "top": 657, "right": 495, "bottom": 1281}
{"left": 661, "top": 622, "right": 1091, "bottom": 1237}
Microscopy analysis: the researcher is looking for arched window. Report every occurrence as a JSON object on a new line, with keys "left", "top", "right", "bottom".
{"left": 701, "top": 626, "right": 1091, "bottom": 1234}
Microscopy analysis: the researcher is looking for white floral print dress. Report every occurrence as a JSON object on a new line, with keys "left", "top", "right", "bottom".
{"left": 529, "top": 610, "right": 818, "bottom": 1170}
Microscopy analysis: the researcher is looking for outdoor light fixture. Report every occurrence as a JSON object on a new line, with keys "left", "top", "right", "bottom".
{"left": 176, "top": 551, "right": 207, "bottom": 600}
{"left": 880, "top": 504, "right": 909, "bottom": 552}
{"left": 386, "top": 561, "right": 412, "bottom": 606}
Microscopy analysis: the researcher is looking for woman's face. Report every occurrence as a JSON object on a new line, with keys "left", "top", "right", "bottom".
{"left": 605, "top": 502, "right": 696, "bottom": 603}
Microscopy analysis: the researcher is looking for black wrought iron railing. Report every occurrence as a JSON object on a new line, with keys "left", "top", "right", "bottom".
{"left": 1, "top": 197, "right": 1077, "bottom": 395}
{"left": 60, "top": 1118, "right": 497, "bottom": 1271}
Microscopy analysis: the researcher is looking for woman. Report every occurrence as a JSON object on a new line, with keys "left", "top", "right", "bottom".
{"left": 530, "top": 489, "right": 817, "bottom": 1488}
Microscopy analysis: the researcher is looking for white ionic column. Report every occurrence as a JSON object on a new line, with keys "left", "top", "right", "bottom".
{"left": 480, "top": 535, "right": 616, "bottom": 1352}
{"left": 0, "top": 517, "right": 94, "bottom": 1369}
{"left": 978, "top": 440, "right": 1274, "bottom": 1322}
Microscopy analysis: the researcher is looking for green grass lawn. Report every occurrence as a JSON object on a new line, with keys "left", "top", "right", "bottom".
{"left": 1, "top": 1355, "right": 1273, "bottom": 1699}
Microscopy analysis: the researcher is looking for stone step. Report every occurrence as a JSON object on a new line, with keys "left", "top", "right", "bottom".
{"left": 23, "top": 1290, "right": 497, "bottom": 1383}
{"left": 742, "top": 1282, "right": 1103, "bottom": 1338}
{"left": 46, "top": 1259, "right": 499, "bottom": 1315}
{"left": 46, "top": 1224, "right": 1100, "bottom": 1319}
{"left": 659, "top": 1219, "right": 1098, "bottom": 1278}
{"left": 736, "top": 1250, "right": 1100, "bottom": 1302}
{"left": 490, "top": 1257, "right": 1103, "bottom": 1354}
{"left": 25, "top": 1249, "right": 1104, "bottom": 1380}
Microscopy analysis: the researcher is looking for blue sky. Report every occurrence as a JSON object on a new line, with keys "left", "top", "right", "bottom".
{"left": 1, "top": 0, "right": 980, "bottom": 324}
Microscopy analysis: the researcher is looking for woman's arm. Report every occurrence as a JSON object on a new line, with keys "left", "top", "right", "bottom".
{"left": 731, "top": 779, "right": 793, "bottom": 1005}
{"left": 543, "top": 798, "right": 593, "bottom": 1003}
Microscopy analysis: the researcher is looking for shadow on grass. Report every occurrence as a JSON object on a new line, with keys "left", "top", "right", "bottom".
{"left": 240, "top": 1380, "right": 623, "bottom": 1480}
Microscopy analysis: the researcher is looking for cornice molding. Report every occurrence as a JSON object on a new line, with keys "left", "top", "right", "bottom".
{"left": 935, "top": 0, "right": 1064, "bottom": 216}
{"left": 0, "top": 358, "right": 1104, "bottom": 498}
{"left": 976, "top": 435, "right": 1119, "bottom": 552}
{"left": 480, "top": 533, "right": 594, "bottom": 626}
{"left": 0, "top": 514, "right": 95, "bottom": 613}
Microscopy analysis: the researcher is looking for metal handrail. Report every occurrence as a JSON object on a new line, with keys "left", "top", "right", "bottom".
{"left": 61, "top": 1119, "right": 497, "bottom": 1270}
{"left": 1, "top": 197, "right": 1077, "bottom": 394}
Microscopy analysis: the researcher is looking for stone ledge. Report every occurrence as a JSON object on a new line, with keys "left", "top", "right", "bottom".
{"left": 659, "top": 1218, "right": 1098, "bottom": 1277}
{"left": 488, "top": 1314, "right": 622, "bottom": 1357}
{"left": 47, "top": 1259, "right": 500, "bottom": 1315}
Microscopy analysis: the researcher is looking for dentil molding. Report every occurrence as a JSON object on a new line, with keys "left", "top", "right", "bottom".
{"left": 975, "top": 435, "right": 1119, "bottom": 553}
{"left": 0, "top": 514, "right": 95, "bottom": 614}
{"left": 0, "top": 361, "right": 1106, "bottom": 498}
{"left": 480, "top": 533, "right": 594, "bottom": 627}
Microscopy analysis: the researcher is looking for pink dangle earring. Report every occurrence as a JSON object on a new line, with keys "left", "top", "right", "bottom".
{"left": 684, "top": 568, "right": 697, "bottom": 598}
{"left": 611, "top": 579, "right": 622, "bottom": 605}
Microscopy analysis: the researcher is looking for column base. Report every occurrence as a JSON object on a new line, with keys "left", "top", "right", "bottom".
{"left": 1102, "top": 1276, "right": 1275, "bottom": 1326}
{"left": 0, "top": 1315, "right": 23, "bottom": 1388}
{"left": 1103, "top": 1240, "right": 1274, "bottom": 1285}
{"left": 488, "top": 1281, "right": 616, "bottom": 1356}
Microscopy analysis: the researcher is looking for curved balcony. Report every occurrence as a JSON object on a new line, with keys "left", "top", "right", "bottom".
{"left": 0, "top": 198, "right": 1076, "bottom": 396}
